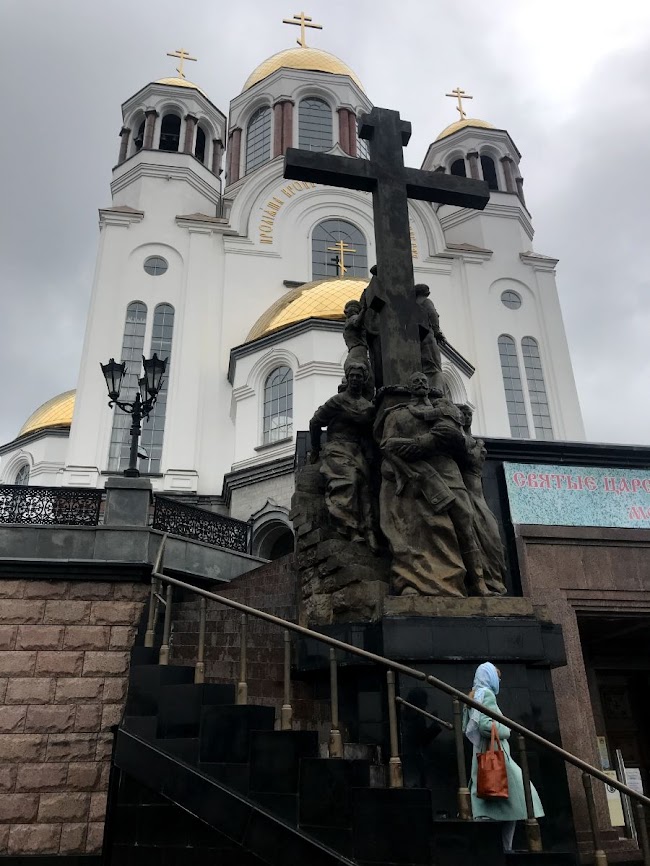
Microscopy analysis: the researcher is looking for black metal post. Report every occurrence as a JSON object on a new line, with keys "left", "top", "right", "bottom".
{"left": 582, "top": 772, "right": 608, "bottom": 865}
{"left": 634, "top": 802, "right": 650, "bottom": 866}
{"left": 517, "top": 734, "right": 543, "bottom": 851}
{"left": 124, "top": 394, "right": 143, "bottom": 478}
{"left": 452, "top": 698, "right": 472, "bottom": 819}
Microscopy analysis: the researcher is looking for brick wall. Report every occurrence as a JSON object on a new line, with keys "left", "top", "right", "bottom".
{"left": 172, "top": 556, "right": 330, "bottom": 735}
{"left": 0, "top": 578, "right": 148, "bottom": 857}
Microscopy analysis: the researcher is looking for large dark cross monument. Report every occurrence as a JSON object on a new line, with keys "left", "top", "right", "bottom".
{"left": 285, "top": 106, "right": 490, "bottom": 389}
{"left": 287, "top": 110, "right": 576, "bottom": 855}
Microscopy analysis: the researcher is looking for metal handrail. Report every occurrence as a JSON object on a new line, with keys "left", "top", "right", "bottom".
{"left": 396, "top": 696, "right": 453, "bottom": 730}
{"left": 150, "top": 568, "right": 650, "bottom": 813}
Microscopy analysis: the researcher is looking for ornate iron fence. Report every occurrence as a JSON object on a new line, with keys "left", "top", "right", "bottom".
{"left": 0, "top": 485, "right": 103, "bottom": 526}
{"left": 152, "top": 496, "right": 251, "bottom": 554}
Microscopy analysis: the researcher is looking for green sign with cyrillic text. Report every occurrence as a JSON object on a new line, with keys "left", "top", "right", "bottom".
{"left": 504, "top": 462, "right": 650, "bottom": 528}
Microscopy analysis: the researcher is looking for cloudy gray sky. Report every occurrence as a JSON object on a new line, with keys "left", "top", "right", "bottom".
{"left": 2, "top": 0, "right": 650, "bottom": 447}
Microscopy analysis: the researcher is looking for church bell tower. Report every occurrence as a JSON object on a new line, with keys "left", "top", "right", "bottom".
{"left": 62, "top": 53, "right": 230, "bottom": 492}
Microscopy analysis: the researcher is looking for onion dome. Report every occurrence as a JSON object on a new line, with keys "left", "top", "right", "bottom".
{"left": 246, "top": 277, "right": 368, "bottom": 342}
{"left": 436, "top": 118, "right": 495, "bottom": 141}
{"left": 243, "top": 47, "right": 364, "bottom": 92}
{"left": 156, "top": 76, "right": 206, "bottom": 96}
{"left": 18, "top": 390, "right": 75, "bottom": 437}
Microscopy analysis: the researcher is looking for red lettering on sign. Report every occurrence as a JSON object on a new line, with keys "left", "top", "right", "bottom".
{"left": 584, "top": 477, "right": 597, "bottom": 491}
{"left": 537, "top": 474, "right": 550, "bottom": 489}
{"left": 513, "top": 472, "right": 526, "bottom": 488}
{"left": 603, "top": 477, "right": 616, "bottom": 493}
{"left": 643, "top": 480, "right": 650, "bottom": 494}
{"left": 527, "top": 473, "right": 539, "bottom": 488}
{"left": 628, "top": 506, "right": 650, "bottom": 521}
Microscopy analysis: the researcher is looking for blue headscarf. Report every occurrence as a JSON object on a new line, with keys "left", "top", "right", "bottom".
{"left": 464, "top": 662, "right": 500, "bottom": 748}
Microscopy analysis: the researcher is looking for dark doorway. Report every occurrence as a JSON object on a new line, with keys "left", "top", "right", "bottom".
{"left": 579, "top": 615, "right": 650, "bottom": 820}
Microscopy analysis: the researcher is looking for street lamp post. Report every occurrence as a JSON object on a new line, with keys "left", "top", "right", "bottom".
{"left": 100, "top": 354, "right": 168, "bottom": 478}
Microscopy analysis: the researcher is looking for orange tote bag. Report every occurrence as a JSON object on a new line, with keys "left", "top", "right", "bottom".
{"left": 477, "top": 722, "right": 509, "bottom": 799}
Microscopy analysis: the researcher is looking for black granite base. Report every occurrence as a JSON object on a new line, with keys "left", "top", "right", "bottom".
{"left": 0, "top": 860, "right": 101, "bottom": 866}
{"left": 294, "top": 613, "right": 577, "bottom": 857}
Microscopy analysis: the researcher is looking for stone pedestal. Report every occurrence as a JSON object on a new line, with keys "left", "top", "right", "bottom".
{"left": 294, "top": 605, "right": 575, "bottom": 855}
{"left": 291, "top": 461, "right": 389, "bottom": 626}
{"left": 104, "top": 476, "right": 152, "bottom": 527}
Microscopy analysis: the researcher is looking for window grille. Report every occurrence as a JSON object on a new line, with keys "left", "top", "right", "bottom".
{"left": 107, "top": 302, "right": 147, "bottom": 471}
{"left": 263, "top": 366, "right": 293, "bottom": 445}
{"left": 522, "top": 337, "right": 554, "bottom": 440}
{"left": 498, "top": 335, "right": 530, "bottom": 438}
{"left": 246, "top": 106, "right": 271, "bottom": 173}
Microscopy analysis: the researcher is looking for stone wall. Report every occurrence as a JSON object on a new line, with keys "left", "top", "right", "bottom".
{"left": 0, "top": 578, "right": 147, "bottom": 857}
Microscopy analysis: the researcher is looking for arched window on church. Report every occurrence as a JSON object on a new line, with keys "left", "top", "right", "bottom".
{"left": 450, "top": 158, "right": 466, "bottom": 178}
{"left": 498, "top": 335, "right": 529, "bottom": 438}
{"left": 107, "top": 302, "right": 148, "bottom": 472}
{"left": 263, "top": 366, "right": 293, "bottom": 445}
{"left": 522, "top": 337, "right": 554, "bottom": 440}
{"left": 159, "top": 114, "right": 181, "bottom": 152}
{"left": 246, "top": 106, "right": 271, "bottom": 173}
{"left": 312, "top": 219, "right": 368, "bottom": 279}
{"left": 481, "top": 155, "right": 499, "bottom": 190}
{"left": 134, "top": 119, "right": 145, "bottom": 152}
{"left": 139, "top": 304, "right": 175, "bottom": 474}
{"left": 194, "top": 126, "right": 207, "bottom": 164}
{"left": 298, "top": 98, "right": 332, "bottom": 151}
{"left": 14, "top": 465, "right": 30, "bottom": 486}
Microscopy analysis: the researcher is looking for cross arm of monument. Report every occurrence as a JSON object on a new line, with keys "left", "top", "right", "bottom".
{"left": 285, "top": 148, "right": 375, "bottom": 192}
{"left": 285, "top": 149, "right": 489, "bottom": 210}
{"left": 403, "top": 167, "right": 489, "bottom": 210}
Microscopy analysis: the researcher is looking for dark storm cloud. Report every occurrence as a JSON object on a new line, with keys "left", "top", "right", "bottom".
{"left": 1, "top": 0, "right": 649, "bottom": 447}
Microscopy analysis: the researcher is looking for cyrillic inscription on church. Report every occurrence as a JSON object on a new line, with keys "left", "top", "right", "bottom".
{"left": 258, "top": 181, "right": 318, "bottom": 244}
{"left": 259, "top": 183, "right": 420, "bottom": 259}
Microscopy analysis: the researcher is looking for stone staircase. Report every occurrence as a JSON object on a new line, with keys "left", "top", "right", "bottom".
{"left": 103, "top": 600, "right": 580, "bottom": 865}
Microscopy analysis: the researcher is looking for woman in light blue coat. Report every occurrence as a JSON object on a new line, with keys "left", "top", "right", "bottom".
{"left": 463, "top": 662, "right": 544, "bottom": 852}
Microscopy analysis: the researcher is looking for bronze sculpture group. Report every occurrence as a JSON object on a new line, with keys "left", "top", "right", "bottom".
{"left": 308, "top": 284, "right": 508, "bottom": 600}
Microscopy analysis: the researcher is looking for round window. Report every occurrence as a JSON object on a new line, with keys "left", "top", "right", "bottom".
{"left": 500, "top": 290, "right": 522, "bottom": 309}
{"left": 143, "top": 256, "right": 168, "bottom": 276}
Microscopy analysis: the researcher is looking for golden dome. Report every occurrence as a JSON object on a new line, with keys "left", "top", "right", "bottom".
{"left": 18, "top": 390, "right": 76, "bottom": 438}
{"left": 156, "top": 77, "right": 206, "bottom": 96}
{"left": 243, "top": 47, "right": 364, "bottom": 92}
{"left": 246, "top": 277, "right": 369, "bottom": 342}
{"left": 436, "top": 118, "right": 495, "bottom": 141}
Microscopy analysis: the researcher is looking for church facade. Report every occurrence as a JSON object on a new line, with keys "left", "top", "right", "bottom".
{"left": 0, "top": 34, "right": 584, "bottom": 557}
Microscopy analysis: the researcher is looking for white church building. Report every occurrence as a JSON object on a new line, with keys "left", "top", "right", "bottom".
{"left": 0, "top": 25, "right": 585, "bottom": 557}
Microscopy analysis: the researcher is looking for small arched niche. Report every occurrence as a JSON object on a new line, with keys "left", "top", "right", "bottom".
{"left": 253, "top": 518, "right": 295, "bottom": 560}
{"left": 450, "top": 158, "right": 466, "bottom": 178}
{"left": 159, "top": 113, "right": 181, "bottom": 152}
{"left": 480, "top": 155, "right": 499, "bottom": 190}
{"left": 195, "top": 125, "right": 207, "bottom": 163}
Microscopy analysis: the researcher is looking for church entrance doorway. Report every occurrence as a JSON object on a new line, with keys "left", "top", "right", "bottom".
{"left": 578, "top": 614, "right": 650, "bottom": 835}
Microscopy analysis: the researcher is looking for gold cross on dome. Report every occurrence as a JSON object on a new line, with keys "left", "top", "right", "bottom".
{"left": 327, "top": 239, "right": 356, "bottom": 275}
{"left": 166, "top": 48, "right": 197, "bottom": 79}
{"left": 282, "top": 11, "right": 323, "bottom": 48}
{"left": 445, "top": 86, "right": 473, "bottom": 120}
